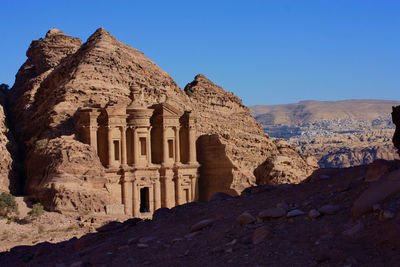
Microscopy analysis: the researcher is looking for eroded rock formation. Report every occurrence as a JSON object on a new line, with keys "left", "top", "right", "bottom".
{"left": 9, "top": 28, "right": 315, "bottom": 213}
{"left": 0, "top": 88, "right": 18, "bottom": 193}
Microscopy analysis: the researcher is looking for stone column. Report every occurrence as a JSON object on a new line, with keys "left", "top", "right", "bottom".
{"left": 107, "top": 126, "right": 114, "bottom": 168}
{"left": 122, "top": 180, "right": 132, "bottom": 216}
{"left": 162, "top": 176, "right": 173, "bottom": 208}
{"left": 132, "top": 182, "right": 139, "bottom": 217}
{"left": 120, "top": 126, "right": 127, "bottom": 167}
{"left": 162, "top": 127, "right": 168, "bottom": 165}
{"left": 188, "top": 125, "right": 197, "bottom": 164}
{"left": 147, "top": 127, "right": 152, "bottom": 164}
{"left": 174, "top": 126, "right": 180, "bottom": 164}
{"left": 154, "top": 179, "right": 161, "bottom": 211}
{"left": 190, "top": 176, "right": 196, "bottom": 202}
{"left": 89, "top": 126, "right": 98, "bottom": 153}
{"left": 175, "top": 174, "right": 182, "bottom": 205}
{"left": 149, "top": 185, "right": 154, "bottom": 213}
{"left": 133, "top": 128, "right": 138, "bottom": 165}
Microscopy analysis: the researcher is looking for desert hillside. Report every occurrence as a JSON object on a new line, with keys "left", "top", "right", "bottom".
{"left": 251, "top": 99, "right": 400, "bottom": 126}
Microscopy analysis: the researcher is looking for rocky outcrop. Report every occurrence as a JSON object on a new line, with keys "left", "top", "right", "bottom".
{"left": 185, "top": 74, "right": 278, "bottom": 199}
{"left": 9, "top": 28, "right": 315, "bottom": 212}
{"left": 254, "top": 139, "right": 318, "bottom": 185}
{"left": 0, "top": 87, "right": 18, "bottom": 193}
{"left": 185, "top": 75, "right": 316, "bottom": 199}
{"left": 392, "top": 106, "right": 400, "bottom": 155}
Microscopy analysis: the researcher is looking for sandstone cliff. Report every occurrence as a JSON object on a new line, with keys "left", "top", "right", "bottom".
{"left": 0, "top": 87, "right": 18, "bottom": 193}
{"left": 9, "top": 28, "right": 316, "bottom": 212}
{"left": 184, "top": 75, "right": 316, "bottom": 196}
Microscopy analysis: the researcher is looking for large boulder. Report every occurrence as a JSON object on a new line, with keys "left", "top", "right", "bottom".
{"left": 254, "top": 139, "right": 317, "bottom": 185}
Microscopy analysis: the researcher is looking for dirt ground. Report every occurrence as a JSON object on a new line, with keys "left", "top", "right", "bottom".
{"left": 1, "top": 165, "right": 400, "bottom": 266}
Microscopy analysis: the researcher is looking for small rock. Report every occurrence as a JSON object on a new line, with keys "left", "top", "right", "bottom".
{"left": 308, "top": 209, "right": 320, "bottom": 219}
{"left": 118, "top": 245, "right": 129, "bottom": 250}
{"left": 210, "top": 246, "right": 224, "bottom": 253}
{"left": 172, "top": 237, "right": 184, "bottom": 243}
{"left": 372, "top": 204, "right": 382, "bottom": 211}
{"left": 139, "top": 236, "right": 157, "bottom": 243}
{"left": 237, "top": 212, "right": 256, "bottom": 225}
{"left": 185, "top": 231, "right": 201, "bottom": 239}
{"left": 343, "top": 221, "right": 364, "bottom": 236}
{"left": 225, "top": 247, "right": 233, "bottom": 253}
{"left": 382, "top": 210, "right": 395, "bottom": 219}
{"left": 128, "top": 237, "right": 137, "bottom": 245}
{"left": 319, "top": 205, "right": 340, "bottom": 215}
{"left": 191, "top": 218, "right": 215, "bottom": 232}
{"left": 70, "top": 262, "right": 83, "bottom": 267}
{"left": 137, "top": 243, "right": 149, "bottom": 249}
{"left": 252, "top": 226, "right": 270, "bottom": 244}
{"left": 240, "top": 235, "right": 252, "bottom": 244}
{"left": 258, "top": 208, "right": 286, "bottom": 218}
{"left": 225, "top": 239, "right": 237, "bottom": 246}
{"left": 276, "top": 202, "right": 289, "bottom": 211}
{"left": 287, "top": 209, "right": 305, "bottom": 217}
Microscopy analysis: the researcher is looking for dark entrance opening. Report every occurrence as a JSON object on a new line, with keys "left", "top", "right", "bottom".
{"left": 140, "top": 187, "right": 150, "bottom": 213}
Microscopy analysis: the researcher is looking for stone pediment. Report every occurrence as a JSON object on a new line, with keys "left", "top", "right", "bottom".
{"left": 152, "top": 102, "right": 182, "bottom": 117}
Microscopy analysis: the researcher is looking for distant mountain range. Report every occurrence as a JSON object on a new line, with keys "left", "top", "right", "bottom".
{"left": 250, "top": 99, "right": 400, "bottom": 126}
{"left": 250, "top": 99, "right": 400, "bottom": 168}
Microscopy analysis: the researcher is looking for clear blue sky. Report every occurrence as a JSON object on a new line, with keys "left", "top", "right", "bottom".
{"left": 1, "top": 0, "right": 399, "bottom": 106}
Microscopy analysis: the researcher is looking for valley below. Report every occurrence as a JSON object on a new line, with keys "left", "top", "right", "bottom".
{"left": 251, "top": 100, "right": 400, "bottom": 168}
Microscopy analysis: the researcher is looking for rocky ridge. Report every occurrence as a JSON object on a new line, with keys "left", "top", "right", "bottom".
{"left": 5, "top": 28, "right": 315, "bottom": 212}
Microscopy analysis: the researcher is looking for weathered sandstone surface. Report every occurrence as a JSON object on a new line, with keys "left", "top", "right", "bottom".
{"left": 184, "top": 75, "right": 316, "bottom": 198}
{"left": 8, "top": 28, "right": 316, "bottom": 212}
{"left": 0, "top": 88, "right": 17, "bottom": 193}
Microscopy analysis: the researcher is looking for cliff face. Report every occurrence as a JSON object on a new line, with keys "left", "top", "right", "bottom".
{"left": 185, "top": 75, "right": 316, "bottom": 197}
{"left": 0, "top": 88, "right": 18, "bottom": 193}
{"left": 9, "top": 28, "right": 316, "bottom": 212}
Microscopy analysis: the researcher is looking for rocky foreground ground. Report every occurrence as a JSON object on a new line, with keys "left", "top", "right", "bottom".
{"left": 1, "top": 160, "right": 400, "bottom": 266}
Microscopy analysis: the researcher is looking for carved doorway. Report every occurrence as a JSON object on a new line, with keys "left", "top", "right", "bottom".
{"left": 140, "top": 187, "right": 150, "bottom": 213}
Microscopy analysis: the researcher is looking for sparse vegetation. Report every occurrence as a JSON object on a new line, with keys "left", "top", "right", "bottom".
{"left": 29, "top": 203, "right": 44, "bottom": 218}
{"left": 0, "top": 192, "right": 18, "bottom": 218}
{"left": 34, "top": 139, "right": 48, "bottom": 151}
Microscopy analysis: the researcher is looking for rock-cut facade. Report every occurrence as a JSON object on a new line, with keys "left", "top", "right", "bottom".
{"left": 75, "top": 88, "right": 199, "bottom": 218}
